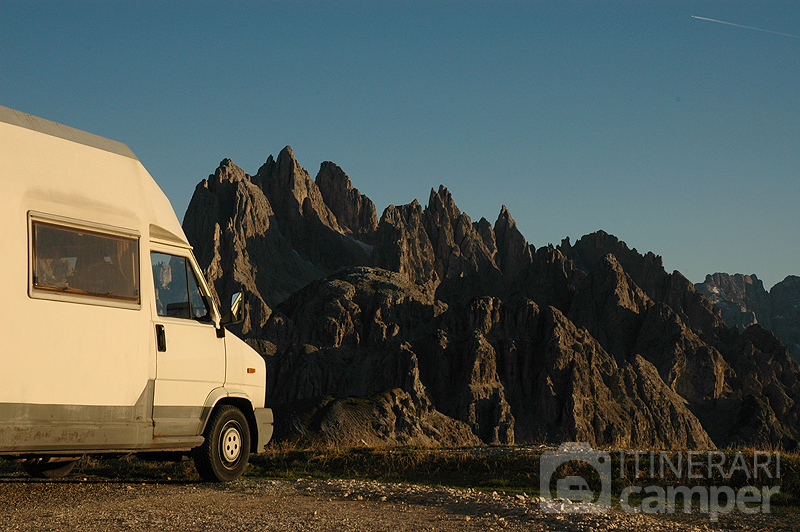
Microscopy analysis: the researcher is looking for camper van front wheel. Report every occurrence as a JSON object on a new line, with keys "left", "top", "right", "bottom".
{"left": 193, "top": 405, "right": 251, "bottom": 482}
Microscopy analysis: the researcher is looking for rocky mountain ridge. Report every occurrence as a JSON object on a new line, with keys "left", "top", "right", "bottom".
{"left": 696, "top": 273, "right": 800, "bottom": 362}
{"left": 182, "top": 146, "right": 800, "bottom": 450}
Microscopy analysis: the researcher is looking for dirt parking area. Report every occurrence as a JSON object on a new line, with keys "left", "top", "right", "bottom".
{"left": 3, "top": 471, "right": 796, "bottom": 532}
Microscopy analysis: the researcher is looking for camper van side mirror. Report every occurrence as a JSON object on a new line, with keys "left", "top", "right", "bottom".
{"left": 220, "top": 292, "right": 244, "bottom": 327}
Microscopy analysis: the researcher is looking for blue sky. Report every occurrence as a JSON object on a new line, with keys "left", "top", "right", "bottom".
{"left": 2, "top": 1, "right": 798, "bottom": 289}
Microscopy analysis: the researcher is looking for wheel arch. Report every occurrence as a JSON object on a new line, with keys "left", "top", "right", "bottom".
{"left": 201, "top": 393, "right": 260, "bottom": 455}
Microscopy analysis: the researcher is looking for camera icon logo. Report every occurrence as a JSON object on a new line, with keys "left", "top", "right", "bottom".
{"left": 540, "top": 442, "right": 611, "bottom": 513}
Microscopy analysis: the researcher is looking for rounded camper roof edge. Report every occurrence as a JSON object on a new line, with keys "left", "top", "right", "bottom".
{"left": 0, "top": 105, "right": 138, "bottom": 161}
{"left": 149, "top": 224, "right": 192, "bottom": 248}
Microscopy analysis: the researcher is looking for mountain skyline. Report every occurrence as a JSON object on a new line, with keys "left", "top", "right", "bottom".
{"left": 191, "top": 147, "right": 799, "bottom": 292}
{"left": 2, "top": 2, "right": 798, "bottom": 288}
{"left": 181, "top": 148, "right": 800, "bottom": 449}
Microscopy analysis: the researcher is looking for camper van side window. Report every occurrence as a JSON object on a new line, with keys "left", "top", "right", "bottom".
{"left": 32, "top": 221, "right": 140, "bottom": 302}
{"left": 151, "top": 252, "right": 211, "bottom": 322}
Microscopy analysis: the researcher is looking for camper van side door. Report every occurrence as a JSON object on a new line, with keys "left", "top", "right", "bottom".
{"left": 150, "top": 250, "right": 225, "bottom": 437}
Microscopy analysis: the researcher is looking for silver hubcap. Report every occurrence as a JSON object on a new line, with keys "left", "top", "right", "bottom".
{"left": 221, "top": 424, "right": 242, "bottom": 464}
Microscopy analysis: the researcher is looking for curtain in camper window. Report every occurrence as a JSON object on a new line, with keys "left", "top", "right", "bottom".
{"left": 32, "top": 221, "right": 140, "bottom": 302}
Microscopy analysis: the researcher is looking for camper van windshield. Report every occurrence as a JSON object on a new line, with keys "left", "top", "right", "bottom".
{"left": 32, "top": 221, "right": 140, "bottom": 302}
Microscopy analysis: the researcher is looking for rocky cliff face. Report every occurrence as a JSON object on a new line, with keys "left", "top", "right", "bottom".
{"left": 316, "top": 161, "right": 379, "bottom": 241}
{"left": 696, "top": 273, "right": 800, "bottom": 362}
{"left": 183, "top": 149, "right": 373, "bottom": 329}
{"left": 183, "top": 147, "right": 800, "bottom": 450}
{"left": 695, "top": 273, "right": 772, "bottom": 330}
{"left": 253, "top": 267, "right": 712, "bottom": 448}
{"left": 771, "top": 276, "right": 800, "bottom": 361}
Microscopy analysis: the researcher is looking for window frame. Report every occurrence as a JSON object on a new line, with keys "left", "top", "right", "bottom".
{"left": 28, "top": 211, "right": 142, "bottom": 310}
{"left": 150, "top": 251, "right": 213, "bottom": 323}
{"left": 147, "top": 240, "right": 220, "bottom": 327}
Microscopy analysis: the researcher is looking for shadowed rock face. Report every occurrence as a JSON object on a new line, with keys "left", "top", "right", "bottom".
{"left": 183, "top": 150, "right": 371, "bottom": 321}
{"left": 696, "top": 273, "right": 772, "bottom": 330}
{"left": 253, "top": 268, "right": 712, "bottom": 448}
{"left": 372, "top": 200, "right": 438, "bottom": 293}
{"left": 316, "top": 161, "right": 378, "bottom": 241}
{"left": 184, "top": 148, "right": 800, "bottom": 450}
{"left": 182, "top": 159, "right": 277, "bottom": 334}
{"left": 771, "top": 276, "right": 800, "bottom": 361}
{"left": 494, "top": 205, "right": 534, "bottom": 282}
{"left": 696, "top": 273, "right": 800, "bottom": 363}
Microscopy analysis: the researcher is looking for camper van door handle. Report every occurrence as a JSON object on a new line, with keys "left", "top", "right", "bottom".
{"left": 156, "top": 324, "right": 166, "bottom": 352}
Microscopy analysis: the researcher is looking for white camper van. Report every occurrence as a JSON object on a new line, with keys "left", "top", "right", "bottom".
{"left": 0, "top": 106, "right": 273, "bottom": 482}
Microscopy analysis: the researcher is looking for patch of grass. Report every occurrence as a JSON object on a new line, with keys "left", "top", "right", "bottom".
{"left": 250, "top": 443, "right": 800, "bottom": 508}
{"left": 249, "top": 444, "right": 540, "bottom": 493}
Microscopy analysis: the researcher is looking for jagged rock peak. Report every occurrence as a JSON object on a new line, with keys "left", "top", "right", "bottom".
{"left": 475, "top": 217, "right": 497, "bottom": 258}
{"left": 373, "top": 200, "right": 438, "bottom": 290}
{"left": 494, "top": 204, "right": 533, "bottom": 280}
{"left": 567, "top": 230, "right": 664, "bottom": 272}
{"left": 777, "top": 274, "right": 800, "bottom": 286}
{"left": 695, "top": 273, "right": 771, "bottom": 330}
{"left": 255, "top": 146, "right": 308, "bottom": 190}
{"left": 696, "top": 273, "right": 800, "bottom": 361}
{"left": 427, "top": 185, "right": 461, "bottom": 220}
{"left": 494, "top": 205, "right": 515, "bottom": 238}
{"left": 379, "top": 199, "right": 424, "bottom": 224}
{"left": 703, "top": 272, "right": 765, "bottom": 290}
{"left": 255, "top": 146, "right": 299, "bottom": 179}
{"left": 767, "top": 276, "right": 800, "bottom": 362}
{"left": 254, "top": 146, "right": 342, "bottom": 233}
{"left": 315, "top": 161, "right": 378, "bottom": 237}
{"left": 275, "top": 146, "right": 305, "bottom": 183}
{"left": 207, "top": 158, "right": 250, "bottom": 191}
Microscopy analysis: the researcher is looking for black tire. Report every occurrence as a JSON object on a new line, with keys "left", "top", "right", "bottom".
{"left": 193, "top": 405, "right": 251, "bottom": 482}
{"left": 22, "top": 457, "right": 77, "bottom": 479}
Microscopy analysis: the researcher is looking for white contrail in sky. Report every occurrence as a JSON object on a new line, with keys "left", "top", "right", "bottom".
{"left": 692, "top": 15, "right": 800, "bottom": 39}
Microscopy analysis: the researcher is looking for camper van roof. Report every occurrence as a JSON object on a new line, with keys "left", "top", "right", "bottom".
{"left": 1, "top": 105, "right": 191, "bottom": 248}
{"left": 0, "top": 105, "right": 138, "bottom": 161}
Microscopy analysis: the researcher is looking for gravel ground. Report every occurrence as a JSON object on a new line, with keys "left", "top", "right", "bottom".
{"left": 1, "top": 472, "right": 797, "bottom": 532}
